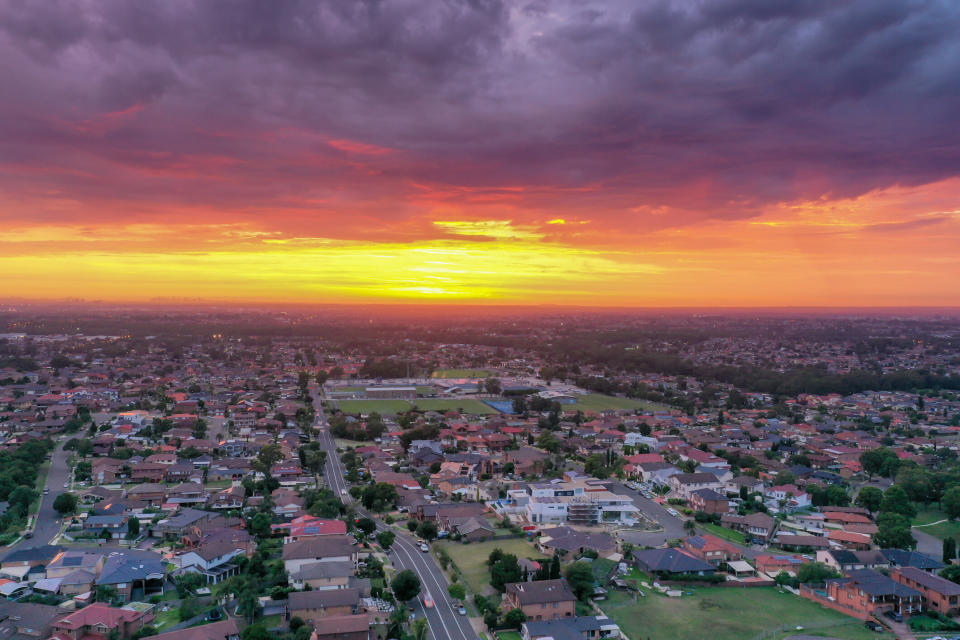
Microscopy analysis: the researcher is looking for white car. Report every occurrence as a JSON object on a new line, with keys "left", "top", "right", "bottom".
{"left": 419, "top": 543, "right": 429, "bottom": 552}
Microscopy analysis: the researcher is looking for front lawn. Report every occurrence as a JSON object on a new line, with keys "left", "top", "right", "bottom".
{"left": 497, "top": 632, "right": 523, "bottom": 640}
{"left": 434, "top": 538, "right": 545, "bottom": 594}
{"left": 599, "top": 586, "right": 893, "bottom": 640}
{"left": 696, "top": 522, "right": 748, "bottom": 545}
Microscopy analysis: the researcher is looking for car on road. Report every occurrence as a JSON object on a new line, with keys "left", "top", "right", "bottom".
{"left": 457, "top": 605, "right": 467, "bottom": 616}
{"left": 419, "top": 543, "right": 429, "bottom": 552}
{"left": 422, "top": 593, "right": 434, "bottom": 608}
{"left": 43, "top": 488, "right": 49, "bottom": 495}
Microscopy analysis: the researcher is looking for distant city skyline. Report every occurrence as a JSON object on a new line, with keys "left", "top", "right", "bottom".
{"left": 2, "top": 1, "right": 959, "bottom": 305}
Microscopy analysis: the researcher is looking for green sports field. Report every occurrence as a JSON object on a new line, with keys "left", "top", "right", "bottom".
{"left": 414, "top": 398, "right": 497, "bottom": 414}
{"left": 431, "top": 368, "right": 493, "bottom": 378}
{"left": 565, "top": 393, "right": 665, "bottom": 413}
{"left": 335, "top": 399, "right": 413, "bottom": 415}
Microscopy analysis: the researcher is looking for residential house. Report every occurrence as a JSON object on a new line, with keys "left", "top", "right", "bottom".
{"left": 176, "top": 541, "right": 244, "bottom": 584}
{"left": 632, "top": 548, "right": 716, "bottom": 578}
{"left": 689, "top": 488, "right": 728, "bottom": 515}
{"left": 503, "top": 580, "right": 576, "bottom": 621}
{"left": 522, "top": 616, "right": 621, "bottom": 640}
{"left": 282, "top": 535, "right": 358, "bottom": 575}
{"left": 891, "top": 566, "right": 960, "bottom": 616}
{"left": 814, "top": 569, "right": 921, "bottom": 620}
{"left": 720, "top": 512, "right": 777, "bottom": 543}
{"left": 50, "top": 602, "right": 153, "bottom": 640}
{"left": 288, "top": 561, "right": 354, "bottom": 590}
{"left": 310, "top": 614, "right": 370, "bottom": 640}
{"left": 682, "top": 534, "right": 743, "bottom": 567}
{"left": 287, "top": 588, "right": 360, "bottom": 622}
{"left": 147, "top": 620, "right": 240, "bottom": 640}
{"left": 669, "top": 473, "right": 724, "bottom": 500}
{"left": 0, "top": 601, "right": 65, "bottom": 639}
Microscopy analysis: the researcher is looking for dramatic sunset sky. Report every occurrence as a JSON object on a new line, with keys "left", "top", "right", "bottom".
{"left": 2, "top": 0, "right": 960, "bottom": 306}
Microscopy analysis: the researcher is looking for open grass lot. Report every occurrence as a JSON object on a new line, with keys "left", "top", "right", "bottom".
{"left": 497, "top": 633, "right": 523, "bottom": 640}
{"left": 566, "top": 394, "right": 665, "bottom": 413}
{"left": 696, "top": 521, "right": 748, "bottom": 545}
{"left": 599, "top": 587, "right": 893, "bottom": 640}
{"left": 432, "top": 368, "right": 493, "bottom": 378}
{"left": 336, "top": 399, "right": 413, "bottom": 415}
{"left": 414, "top": 398, "right": 498, "bottom": 414}
{"left": 434, "top": 538, "right": 545, "bottom": 594}
{"left": 913, "top": 509, "right": 960, "bottom": 540}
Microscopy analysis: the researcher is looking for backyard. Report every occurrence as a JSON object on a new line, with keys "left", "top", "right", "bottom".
{"left": 433, "top": 537, "right": 545, "bottom": 595}
{"left": 599, "top": 586, "right": 894, "bottom": 640}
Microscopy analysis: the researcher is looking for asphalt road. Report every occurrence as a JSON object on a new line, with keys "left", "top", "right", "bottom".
{"left": 308, "top": 387, "right": 479, "bottom": 640}
{"left": 4, "top": 437, "right": 73, "bottom": 556}
{"left": 605, "top": 479, "right": 686, "bottom": 545}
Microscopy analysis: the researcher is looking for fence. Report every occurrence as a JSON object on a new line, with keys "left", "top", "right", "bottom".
{"left": 746, "top": 618, "right": 868, "bottom": 640}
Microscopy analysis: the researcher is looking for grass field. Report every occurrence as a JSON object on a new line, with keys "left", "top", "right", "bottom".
{"left": 600, "top": 587, "right": 893, "bottom": 640}
{"left": 913, "top": 509, "right": 960, "bottom": 540}
{"left": 696, "top": 522, "right": 748, "bottom": 545}
{"left": 336, "top": 399, "right": 413, "bottom": 415}
{"left": 497, "top": 633, "right": 523, "bottom": 640}
{"left": 434, "top": 538, "right": 545, "bottom": 594}
{"left": 414, "top": 398, "right": 498, "bottom": 414}
{"left": 565, "top": 394, "right": 664, "bottom": 413}
{"left": 432, "top": 368, "right": 493, "bottom": 378}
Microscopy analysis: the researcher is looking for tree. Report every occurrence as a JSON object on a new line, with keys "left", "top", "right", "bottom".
{"left": 855, "top": 486, "right": 883, "bottom": 514}
{"left": 127, "top": 516, "right": 140, "bottom": 538}
{"left": 417, "top": 521, "right": 438, "bottom": 542}
{"left": 683, "top": 519, "right": 696, "bottom": 536}
{"left": 860, "top": 448, "right": 900, "bottom": 479}
{"left": 943, "top": 486, "right": 960, "bottom": 520}
{"left": 377, "top": 530, "right": 395, "bottom": 550}
{"left": 941, "top": 564, "right": 960, "bottom": 585}
{"left": 95, "top": 585, "right": 117, "bottom": 603}
{"left": 880, "top": 485, "right": 917, "bottom": 519}
{"left": 355, "top": 517, "right": 376, "bottom": 537}
{"left": 174, "top": 573, "right": 205, "bottom": 598}
{"left": 52, "top": 492, "right": 78, "bottom": 516}
{"left": 246, "top": 512, "right": 271, "bottom": 538}
{"left": 564, "top": 561, "right": 595, "bottom": 601}
{"left": 391, "top": 569, "right": 421, "bottom": 602}
{"left": 448, "top": 583, "right": 466, "bottom": 602}
{"left": 873, "top": 512, "right": 916, "bottom": 549}
{"left": 584, "top": 453, "right": 611, "bottom": 479}
{"left": 484, "top": 378, "right": 502, "bottom": 395}
{"left": 412, "top": 617, "right": 428, "bottom": 640}
{"left": 490, "top": 554, "right": 522, "bottom": 592}
{"left": 361, "top": 482, "right": 398, "bottom": 512}
{"left": 944, "top": 537, "right": 957, "bottom": 563}
{"left": 773, "top": 470, "right": 796, "bottom": 486}
{"left": 255, "top": 444, "right": 284, "bottom": 471}
{"left": 503, "top": 608, "right": 527, "bottom": 628}
{"left": 241, "top": 623, "right": 272, "bottom": 640}
{"left": 896, "top": 466, "right": 932, "bottom": 504}
{"left": 795, "top": 562, "right": 840, "bottom": 584}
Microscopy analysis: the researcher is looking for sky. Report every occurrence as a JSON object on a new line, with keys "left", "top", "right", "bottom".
{"left": 2, "top": 0, "right": 960, "bottom": 307}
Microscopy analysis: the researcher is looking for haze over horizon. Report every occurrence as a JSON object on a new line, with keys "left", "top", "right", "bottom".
{"left": 3, "top": 1, "right": 960, "bottom": 306}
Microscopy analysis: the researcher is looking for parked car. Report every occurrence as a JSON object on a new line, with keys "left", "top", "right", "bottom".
{"left": 884, "top": 610, "right": 902, "bottom": 623}
{"left": 864, "top": 620, "right": 884, "bottom": 632}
